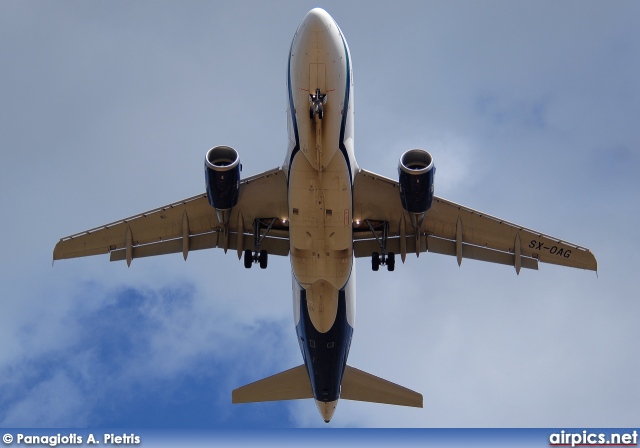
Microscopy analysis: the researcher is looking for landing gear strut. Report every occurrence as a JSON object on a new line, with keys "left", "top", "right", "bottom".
{"left": 243, "top": 218, "right": 276, "bottom": 269}
{"left": 309, "top": 88, "right": 327, "bottom": 120}
{"left": 365, "top": 219, "right": 395, "bottom": 272}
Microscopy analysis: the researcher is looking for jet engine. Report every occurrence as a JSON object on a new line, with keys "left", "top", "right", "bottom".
{"left": 205, "top": 145, "right": 241, "bottom": 225}
{"left": 398, "top": 149, "right": 435, "bottom": 228}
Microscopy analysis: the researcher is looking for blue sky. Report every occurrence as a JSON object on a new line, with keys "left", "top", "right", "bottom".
{"left": 1, "top": 0, "right": 639, "bottom": 430}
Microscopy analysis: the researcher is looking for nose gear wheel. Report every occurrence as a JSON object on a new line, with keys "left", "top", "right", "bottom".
{"left": 309, "top": 88, "right": 327, "bottom": 120}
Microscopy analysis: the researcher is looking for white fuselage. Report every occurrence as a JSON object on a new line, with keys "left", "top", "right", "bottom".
{"left": 283, "top": 8, "right": 357, "bottom": 422}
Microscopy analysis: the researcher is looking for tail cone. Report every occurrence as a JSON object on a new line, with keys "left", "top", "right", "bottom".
{"left": 315, "top": 399, "right": 338, "bottom": 423}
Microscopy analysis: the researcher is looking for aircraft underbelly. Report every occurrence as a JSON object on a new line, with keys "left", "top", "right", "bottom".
{"left": 295, "top": 281, "right": 353, "bottom": 404}
{"left": 289, "top": 154, "right": 352, "bottom": 288}
{"left": 286, "top": 7, "right": 357, "bottom": 411}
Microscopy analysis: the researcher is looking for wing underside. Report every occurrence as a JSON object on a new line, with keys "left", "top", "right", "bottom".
{"left": 352, "top": 169, "right": 597, "bottom": 272}
{"left": 55, "top": 166, "right": 596, "bottom": 272}
{"left": 54, "top": 168, "right": 290, "bottom": 264}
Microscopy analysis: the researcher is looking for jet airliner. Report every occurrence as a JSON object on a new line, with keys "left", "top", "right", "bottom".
{"left": 54, "top": 8, "right": 597, "bottom": 423}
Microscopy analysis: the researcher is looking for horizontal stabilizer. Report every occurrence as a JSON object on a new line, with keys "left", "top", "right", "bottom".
{"left": 232, "top": 365, "right": 313, "bottom": 403}
{"left": 341, "top": 365, "right": 423, "bottom": 408}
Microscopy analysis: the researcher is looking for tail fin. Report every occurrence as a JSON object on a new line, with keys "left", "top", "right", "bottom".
{"left": 232, "top": 365, "right": 313, "bottom": 403}
{"left": 340, "top": 365, "right": 423, "bottom": 408}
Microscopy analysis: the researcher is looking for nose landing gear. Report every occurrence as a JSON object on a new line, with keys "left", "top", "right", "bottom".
{"left": 309, "top": 88, "right": 327, "bottom": 120}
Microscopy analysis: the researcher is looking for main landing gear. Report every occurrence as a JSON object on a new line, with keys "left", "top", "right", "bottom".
{"left": 243, "top": 218, "right": 276, "bottom": 269}
{"left": 244, "top": 249, "right": 268, "bottom": 269}
{"left": 371, "top": 251, "right": 395, "bottom": 272}
{"left": 364, "top": 220, "right": 395, "bottom": 272}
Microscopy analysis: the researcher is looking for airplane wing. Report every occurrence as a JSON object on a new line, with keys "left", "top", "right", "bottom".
{"left": 54, "top": 168, "right": 289, "bottom": 265}
{"left": 352, "top": 169, "right": 597, "bottom": 273}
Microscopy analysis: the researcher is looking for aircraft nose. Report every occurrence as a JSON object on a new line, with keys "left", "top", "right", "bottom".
{"left": 300, "top": 8, "right": 332, "bottom": 32}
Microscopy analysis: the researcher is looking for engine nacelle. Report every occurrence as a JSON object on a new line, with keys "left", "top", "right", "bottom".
{"left": 398, "top": 149, "right": 435, "bottom": 228}
{"left": 205, "top": 145, "right": 241, "bottom": 225}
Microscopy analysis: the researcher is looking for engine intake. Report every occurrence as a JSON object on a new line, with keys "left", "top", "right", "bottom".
{"left": 398, "top": 149, "right": 435, "bottom": 228}
{"left": 205, "top": 145, "right": 241, "bottom": 225}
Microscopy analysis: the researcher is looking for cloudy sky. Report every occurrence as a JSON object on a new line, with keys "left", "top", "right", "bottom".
{"left": 1, "top": 0, "right": 639, "bottom": 430}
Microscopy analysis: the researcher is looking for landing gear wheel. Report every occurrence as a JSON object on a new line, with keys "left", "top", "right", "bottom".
{"left": 259, "top": 249, "right": 268, "bottom": 269}
{"left": 387, "top": 252, "right": 395, "bottom": 272}
{"left": 318, "top": 107, "right": 324, "bottom": 120}
{"left": 310, "top": 106, "right": 314, "bottom": 120}
{"left": 244, "top": 249, "right": 253, "bottom": 269}
{"left": 372, "top": 252, "right": 380, "bottom": 271}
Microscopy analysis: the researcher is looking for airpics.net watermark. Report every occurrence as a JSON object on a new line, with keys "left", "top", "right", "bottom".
{"left": 549, "top": 430, "right": 638, "bottom": 447}
{"left": 2, "top": 433, "right": 140, "bottom": 446}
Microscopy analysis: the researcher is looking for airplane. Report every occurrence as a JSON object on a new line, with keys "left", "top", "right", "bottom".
{"left": 53, "top": 8, "right": 597, "bottom": 423}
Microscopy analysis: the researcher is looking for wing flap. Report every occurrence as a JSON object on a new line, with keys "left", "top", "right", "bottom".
{"left": 109, "top": 231, "right": 290, "bottom": 262}
{"left": 426, "top": 235, "right": 539, "bottom": 270}
{"left": 354, "top": 234, "right": 538, "bottom": 270}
